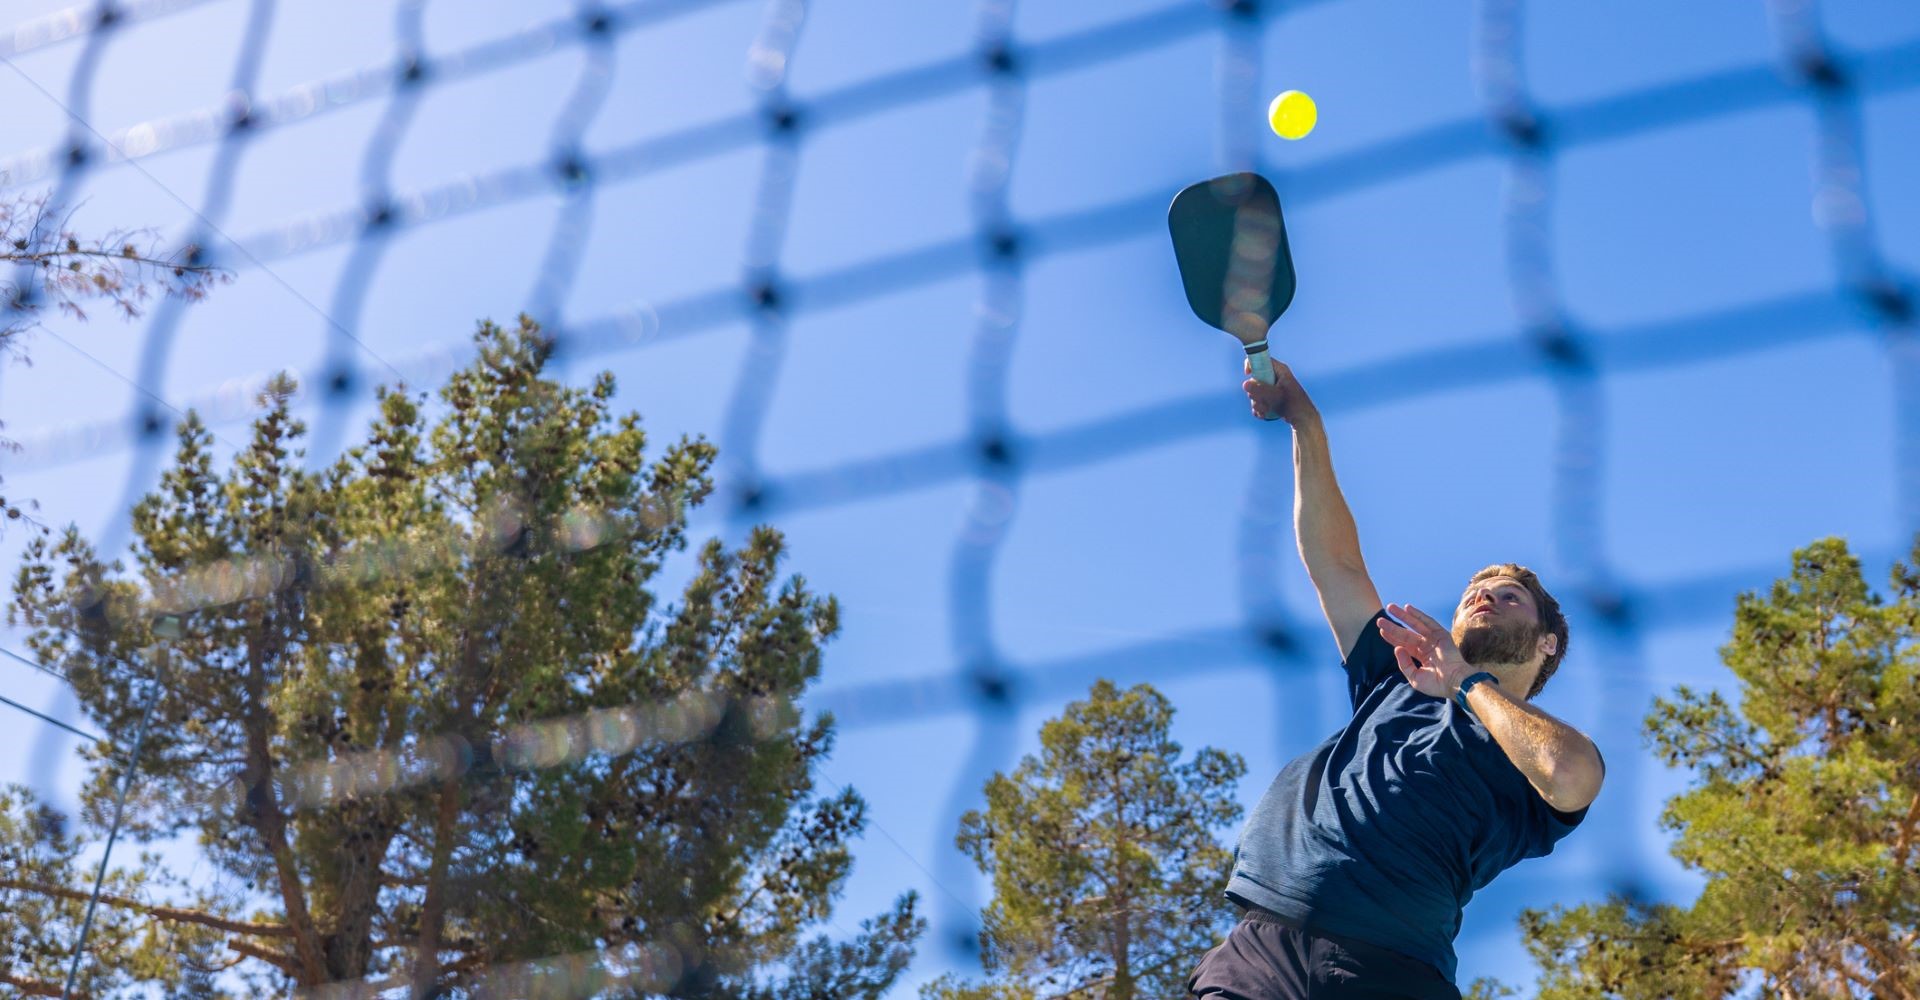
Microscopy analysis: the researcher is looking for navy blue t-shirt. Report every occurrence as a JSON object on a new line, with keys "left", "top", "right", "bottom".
{"left": 1224, "top": 608, "right": 1593, "bottom": 984}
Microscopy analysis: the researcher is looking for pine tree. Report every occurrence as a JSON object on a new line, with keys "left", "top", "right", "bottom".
{"left": 1490, "top": 535, "right": 1920, "bottom": 999}
{"left": 0, "top": 317, "right": 922, "bottom": 997}
{"left": 922, "top": 680, "right": 1247, "bottom": 1000}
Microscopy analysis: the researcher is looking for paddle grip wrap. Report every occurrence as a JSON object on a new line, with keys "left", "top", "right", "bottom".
{"left": 1245, "top": 343, "right": 1282, "bottom": 421}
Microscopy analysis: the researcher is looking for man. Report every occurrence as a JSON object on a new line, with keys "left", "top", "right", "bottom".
{"left": 1186, "top": 359, "right": 1606, "bottom": 999}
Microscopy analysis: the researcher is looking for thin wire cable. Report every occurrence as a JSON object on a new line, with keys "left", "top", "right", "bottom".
{"left": 26, "top": 294, "right": 243, "bottom": 454}
{"left": 2, "top": 644, "right": 69, "bottom": 681}
{"left": 60, "top": 642, "right": 167, "bottom": 999}
{"left": 0, "top": 691, "right": 102, "bottom": 743}
{"left": 812, "top": 768, "right": 975, "bottom": 917}
{"left": 0, "top": 55, "right": 408, "bottom": 385}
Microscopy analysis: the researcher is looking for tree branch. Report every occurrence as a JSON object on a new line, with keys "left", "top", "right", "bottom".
{"left": 442, "top": 953, "right": 490, "bottom": 976}
{"left": 181, "top": 950, "right": 248, "bottom": 976}
{"left": 0, "top": 877, "right": 292, "bottom": 937}
{"left": 0, "top": 971, "right": 82, "bottom": 999}
{"left": 0, "top": 248, "right": 220, "bottom": 274}
{"left": 1828, "top": 946, "right": 1881, "bottom": 997}
{"left": 1849, "top": 934, "right": 1917, "bottom": 1000}
{"left": 379, "top": 873, "right": 430, "bottom": 887}
{"left": 1051, "top": 972, "right": 1114, "bottom": 1000}
{"left": 1891, "top": 784, "right": 1920, "bottom": 868}
{"left": 226, "top": 936, "right": 298, "bottom": 973}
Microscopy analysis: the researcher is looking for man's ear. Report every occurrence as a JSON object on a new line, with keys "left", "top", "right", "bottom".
{"left": 1539, "top": 633, "right": 1558, "bottom": 659}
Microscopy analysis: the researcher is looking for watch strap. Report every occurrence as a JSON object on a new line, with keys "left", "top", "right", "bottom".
{"left": 1454, "top": 671, "right": 1499, "bottom": 714}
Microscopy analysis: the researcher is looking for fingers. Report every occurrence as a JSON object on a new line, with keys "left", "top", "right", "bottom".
{"left": 1379, "top": 618, "right": 1443, "bottom": 676}
{"left": 1385, "top": 603, "right": 1442, "bottom": 635}
{"left": 1243, "top": 358, "right": 1294, "bottom": 421}
{"left": 1378, "top": 616, "right": 1423, "bottom": 644}
{"left": 1243, "top": 378, "right": 1275, "bottom": 420}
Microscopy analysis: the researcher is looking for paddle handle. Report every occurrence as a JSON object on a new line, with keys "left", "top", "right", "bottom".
{"left": 1246, "top": 342, "right": 1283, "bottom": 421}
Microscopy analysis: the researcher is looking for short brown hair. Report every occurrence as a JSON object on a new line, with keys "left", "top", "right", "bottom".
{"left": 1463, "top": 563, "right": 1568, "bottom": 699}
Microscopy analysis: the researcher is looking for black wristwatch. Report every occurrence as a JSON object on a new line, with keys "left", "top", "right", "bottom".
{"left": 1454, "top": 671, "right": 1499, "bottom": 714}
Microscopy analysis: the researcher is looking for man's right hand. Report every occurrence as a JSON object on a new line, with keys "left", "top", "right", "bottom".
{"left": 1243, "top": 357, "right": 1320, "bottom": 427}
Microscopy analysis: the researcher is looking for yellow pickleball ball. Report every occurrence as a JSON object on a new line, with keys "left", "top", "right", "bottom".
{"left": 1268, "top": 90, "right": 1317, "bottom": 140}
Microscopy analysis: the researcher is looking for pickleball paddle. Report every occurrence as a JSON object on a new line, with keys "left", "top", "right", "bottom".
{"left": 1167, "top": 171, "right": 1296, "bottom": 420}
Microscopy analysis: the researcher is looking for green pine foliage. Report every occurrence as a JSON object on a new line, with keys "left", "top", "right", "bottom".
{"left": 1490, "top": 536, "right": 1920, "bottom": 999}
{"left": 923, "top": 680, "right": 1247, "bottom": 1000}
{"left": 0, "top": 317, "right": 921, "bottom": 997}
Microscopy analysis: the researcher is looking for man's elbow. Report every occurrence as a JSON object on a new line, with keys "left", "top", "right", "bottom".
{"left": 1542, "top": 752, "right": 1605, "bottom": 813}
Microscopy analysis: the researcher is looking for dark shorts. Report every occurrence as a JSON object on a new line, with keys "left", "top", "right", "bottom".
{"left": 1186, "top": 906, "right": 1462, "bottom": 1000}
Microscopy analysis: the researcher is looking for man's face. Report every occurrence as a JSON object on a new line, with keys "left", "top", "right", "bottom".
{"left": 1452, "top": 577, "right": 1547, "bottom": 667}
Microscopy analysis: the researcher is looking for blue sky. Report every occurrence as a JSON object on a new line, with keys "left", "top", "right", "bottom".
{"left": 2, "top": 0, "right": 1917, "bottom": 995}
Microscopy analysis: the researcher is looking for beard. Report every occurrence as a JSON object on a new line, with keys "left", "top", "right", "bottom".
{"left": 1454, "top": 613, "right": 1545, "bottom": 666}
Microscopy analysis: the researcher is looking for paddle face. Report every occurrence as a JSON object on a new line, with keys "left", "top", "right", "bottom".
{"left": 1167, "top": 172, "right": 1296, "bottom": 346}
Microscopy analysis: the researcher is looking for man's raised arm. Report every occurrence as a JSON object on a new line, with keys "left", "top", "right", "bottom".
{"left": 1244, "top": 359, "right": 1380, "bottom": 658}
{"left": 1290, "top": 410, "right": 1365, "bottom": 577}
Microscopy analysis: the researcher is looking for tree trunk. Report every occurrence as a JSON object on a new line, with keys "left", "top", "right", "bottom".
{"left": 243, "top": 630, "right": 328, "bottom": 984}
{"left": 323, "top": 816, "right": 396, "bottom": 979}
{"left": 410, "top": 773, "right": 465, "bottom": 997}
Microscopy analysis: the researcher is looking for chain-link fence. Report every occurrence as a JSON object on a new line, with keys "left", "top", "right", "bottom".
{"left": 1, "top": 0, "right": 1914, "bottom": 993}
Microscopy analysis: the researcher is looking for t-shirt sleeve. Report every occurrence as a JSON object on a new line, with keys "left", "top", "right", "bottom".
{"left": 1343, "top": 608, "right": 1401, "bottom": 710}
{"left": 1515, "top": 745, "right": 1603, "bottom": 859}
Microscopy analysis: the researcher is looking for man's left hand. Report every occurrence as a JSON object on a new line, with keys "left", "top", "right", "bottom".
{"left": 1377, "top": 603, "right": 1473, "bottom": 699}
